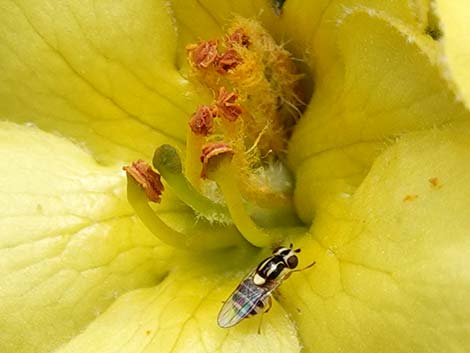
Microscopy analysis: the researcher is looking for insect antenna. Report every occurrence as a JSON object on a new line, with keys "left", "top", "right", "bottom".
{"left": 290, "top": 261, "right": 316, "bottom": 273}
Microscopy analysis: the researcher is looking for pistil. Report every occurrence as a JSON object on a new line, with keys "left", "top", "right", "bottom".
{"left": 153, "top": 144, "right": 231, "bottom": 224}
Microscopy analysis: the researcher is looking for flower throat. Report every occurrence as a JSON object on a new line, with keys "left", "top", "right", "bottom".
{"left": 125, "top": 18, "right": 307, "bottom": 250}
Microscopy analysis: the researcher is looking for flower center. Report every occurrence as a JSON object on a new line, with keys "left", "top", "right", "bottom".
{"left": 125, "top": 17, "right": 310, "bottom": 250}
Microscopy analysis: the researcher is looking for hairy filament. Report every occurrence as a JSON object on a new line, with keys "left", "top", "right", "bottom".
{"left": 207, "top": 157, "right": 277, "bottom": 248}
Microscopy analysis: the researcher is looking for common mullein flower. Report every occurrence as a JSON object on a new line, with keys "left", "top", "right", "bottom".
{"left": 1, "top": 1, "right": 470, "bottom": 353}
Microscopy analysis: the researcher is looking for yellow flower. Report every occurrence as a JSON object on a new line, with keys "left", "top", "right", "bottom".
{"left": 1, "top": 1, "right": 470, "bottom": 353}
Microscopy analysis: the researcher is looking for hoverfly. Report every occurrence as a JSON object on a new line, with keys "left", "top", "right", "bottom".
{"left": 217, "top": 244, "right": 315, "bottom": 329}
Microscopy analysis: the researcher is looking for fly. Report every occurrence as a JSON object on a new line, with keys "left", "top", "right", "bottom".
{"left": 217, "top": 244, "right": 315, "bottom": 330}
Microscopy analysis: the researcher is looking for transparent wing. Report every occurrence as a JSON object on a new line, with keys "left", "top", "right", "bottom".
{"left": 217, "top": 271, "right": 282, "bottom": 328}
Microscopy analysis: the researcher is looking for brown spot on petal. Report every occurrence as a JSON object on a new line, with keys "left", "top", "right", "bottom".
{"left": 216, "top": 48, "right": 243, "bottom": 73}
{"left": 123, "top": 160, "right": 164, "bottom": 203}
{"left": 189, "top": 105, "right": 217, "bottom": 136}
{"left": 403, "top": 194, "right": 418, "bottom": 202}
{"left": 215, "top": 87, "right": 242, "bottom": 121}
{"left": 187, "top": 40, "right": 219, "bottom": 69}
{"left": 429, "top": 177, "right": 442, "bottom": 189}
{"left": 227, "top": 28, "right": 250, "bottom": 47}
{"left": 200, "top": 142, "right": 234, "bottom": 178}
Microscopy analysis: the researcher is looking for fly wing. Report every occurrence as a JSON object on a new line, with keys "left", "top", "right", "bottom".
{"left": 217, "top": 272, "right": 280, "bottom": 328}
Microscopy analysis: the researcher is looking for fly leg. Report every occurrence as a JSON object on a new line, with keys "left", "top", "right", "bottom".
{"left": 257, "top": 296, "right": 273, "bottom": 335}
{"left": 265, "top": 296, "right": 273, "bottom": 313}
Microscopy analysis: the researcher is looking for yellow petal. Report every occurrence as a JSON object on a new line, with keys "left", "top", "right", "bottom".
{"left": 435, "top": 1, "right": 470, "bottom": 109}
{"left": 0, "top": 122, "right": 172, "bottom": 353}
{"left": 167, "top": 0, "right": 279, "bottom": 70}
{"left": 0, "top": 0, "right": 198, "bottom": 164}
{"left": 54, "top": 255, "right": 301, "bottom": 353}
{"left": 288, "top": 9, "right": 470, "bottom": 222}
{"left": 281, "top": 123, "right": 470, "bottom": 353}
{"left": 278, "top": 0, "right": 431, "bottom": 69}
{"left": 0, "top": 1, "right": 282, "bottom": 164}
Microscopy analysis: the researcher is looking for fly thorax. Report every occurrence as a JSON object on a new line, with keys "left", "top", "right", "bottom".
{"left": 255, "top": 256, "right": 287, "bottom": 283}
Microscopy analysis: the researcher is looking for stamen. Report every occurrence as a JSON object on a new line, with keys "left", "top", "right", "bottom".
{"left": 187, "top": 40, "right": 219, "bottom": 69}
{"left": 216, "top": 48, "right": 243, "bottom": 74}
{"left": 185, "top": 131, "right": 205, "bottom": 187}
{"left": 126, "top": 173, "right": 243, "bottom": 250}
{"left": 215, "top": 87, "right": 242, "bottom": 121}
{"left": 189, "top": 105, "right": 217, "bottom": 136}
{"left": 203, "top": 149, "right": 276, "bottom": 248}
{"left": 153, "top": 144, "right": 231, "bottom": 224}
{"left": 200, "top": 142, "right": 234, "bottom": 178}
{"left": 226, "top": 28, "right": 250, "bottom": 48}
{"left": 123, "top": 160, "right": 164, "bottom": 203}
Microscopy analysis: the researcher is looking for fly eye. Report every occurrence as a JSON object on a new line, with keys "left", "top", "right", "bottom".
{"left": 286, "top": 255, "right": 298, "bottom": 269}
